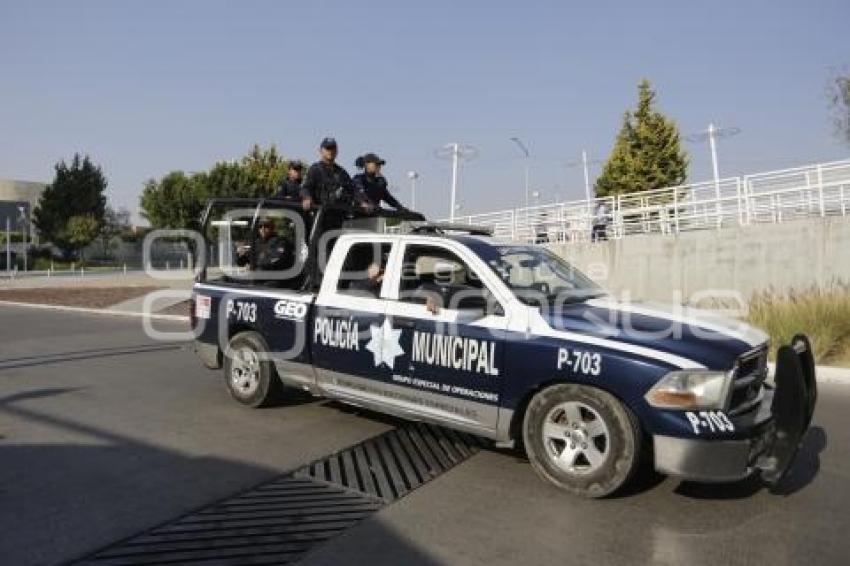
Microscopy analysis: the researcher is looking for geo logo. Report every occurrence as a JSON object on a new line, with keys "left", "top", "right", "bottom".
{"left": 274, "top": 299, "right": 308, "bottom": 321}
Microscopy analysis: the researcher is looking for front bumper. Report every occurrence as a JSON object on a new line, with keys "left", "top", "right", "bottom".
{"left": 653, "top": 334, "right": 817, "bottom": 484}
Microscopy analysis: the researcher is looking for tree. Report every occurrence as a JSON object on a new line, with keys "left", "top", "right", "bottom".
{"left": 63, "top": 215, "right": 101, "bottom": 260}
{"left": 140, "top": 171, "right": 206, "bottom": 230}
{"left": 240, "top": 144, "right": 288, "bottom": 195}
{"left": 139, "top": 144, "right": 294, "bottom": 230}
{"left": 595, "top": 80, "right": 688, "bottom": 197}
{"left": 98, "top": 206, "right": 132, "bottom": 257}
{"left": 828, "top": 70, "right": 850, "bottom": 146}
{"left": 34, "top": 154, "right": 108, "bottom": 255}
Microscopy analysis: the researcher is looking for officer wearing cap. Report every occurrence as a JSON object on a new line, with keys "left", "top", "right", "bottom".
{"left": 300, "top": 137, "right": 368, "bottom": 212}
{"left": 273, "top": 161, "right": 304, "bottom": 200}
{"left": 352, "top": 153, "right": 407, "bottom": 211}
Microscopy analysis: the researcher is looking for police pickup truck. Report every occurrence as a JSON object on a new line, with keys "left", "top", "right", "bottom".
{"left": 191, "top": 198, "right": 817, "bottom": 497}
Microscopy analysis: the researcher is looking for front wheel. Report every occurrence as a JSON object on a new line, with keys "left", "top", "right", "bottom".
{"left": 522, "top": 384, "right": 641, "bottom": 498}
{"left": 223, "top": 332, "right": 283, "bottom": 408}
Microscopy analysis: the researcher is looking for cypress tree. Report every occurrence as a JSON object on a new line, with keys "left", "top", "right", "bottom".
{"left": 595, "top": 80, "right": 688, "bottom": 197}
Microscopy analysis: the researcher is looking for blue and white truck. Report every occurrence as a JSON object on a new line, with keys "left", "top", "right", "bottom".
{"left": 191, "top": 198, "right": 817, "bottom": 497}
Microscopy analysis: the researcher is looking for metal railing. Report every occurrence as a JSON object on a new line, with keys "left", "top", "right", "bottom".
{"left": 436, "top": 158, "right": 850, "bottom": 244}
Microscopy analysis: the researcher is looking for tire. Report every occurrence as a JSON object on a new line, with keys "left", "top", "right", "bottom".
{"left": 223, "top": 332, "right": 283, "bottom": 408}
{"left": 522, "top": 383, "right": 641, "bottom": 498}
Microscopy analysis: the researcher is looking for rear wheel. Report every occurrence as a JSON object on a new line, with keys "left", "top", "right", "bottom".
{"left": 224, "top": 332, "right": 283, "bottom": 407}
{"left": 522, "top": 384, "right": 641, "bottom": 497}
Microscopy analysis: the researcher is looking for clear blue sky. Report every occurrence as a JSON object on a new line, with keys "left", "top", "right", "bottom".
{"left": 1, "top": 0, "right": 848, "bottom": 223}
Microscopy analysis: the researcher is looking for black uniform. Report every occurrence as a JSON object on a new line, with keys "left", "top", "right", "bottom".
{"left": 273, "top": 178, "right": 302, "bottom": 200}
{"left": 299, "top": 160, "right": 363, "bottom": 288}
{"left": 300, "top": 161, "right": 361, "bottom": 206}
{"left": 352, "top": 173, "right": 405, "bottom": 210}
{"left": 236, "top": 235, "right": 289, "bottom": 271}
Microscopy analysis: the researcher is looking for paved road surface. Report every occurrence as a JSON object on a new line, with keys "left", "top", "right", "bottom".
{"left": 0, "top": 306, "right": 847, "bottom": 565}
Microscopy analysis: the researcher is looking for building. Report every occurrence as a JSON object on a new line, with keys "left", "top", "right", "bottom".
{"left": 0, "top": 178, "right": 46, "bottom": 234}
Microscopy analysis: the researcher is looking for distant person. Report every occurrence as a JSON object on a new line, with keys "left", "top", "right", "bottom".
{"left": 591, "top": 202, "right": 611, "bottom": 242}
{"left": 300, "top": 137, "right": 370, "bottom": 212}
{"left": 273, "top": 161, "right": 304, "bottom": 200}
{"left": 352, "top": 153, "right": 407, "bottom": 211}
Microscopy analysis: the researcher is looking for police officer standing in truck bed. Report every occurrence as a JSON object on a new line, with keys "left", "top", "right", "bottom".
{"left": 273, "top": 161, "right": 304, "bottom": 200}
{"left": 352, "top": 153, "right": 407, "bottom": 211}
{"left": 300, "top": 137, "right": 369, "bottom": 212}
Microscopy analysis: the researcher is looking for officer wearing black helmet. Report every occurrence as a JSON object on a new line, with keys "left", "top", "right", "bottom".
{"left": 300, "top": 137, "right": 370, "bottom": 212}
{"left": 273, "top": 161, "right": 304, "bottom": 200}
{"left": 352, "top": 153, "right": 407, "bottom": 211}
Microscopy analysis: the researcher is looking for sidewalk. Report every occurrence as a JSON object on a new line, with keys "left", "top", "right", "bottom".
{"left": 0, "top": 270, "right": 193, "bottom": 290}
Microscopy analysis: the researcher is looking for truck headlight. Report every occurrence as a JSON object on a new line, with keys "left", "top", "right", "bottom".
{"left": 645, "top": 370, "right": 731, "bottom": 410}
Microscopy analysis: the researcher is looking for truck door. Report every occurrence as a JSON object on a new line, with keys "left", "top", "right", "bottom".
{"left": 381, "top": 242, "right": 509, "bottom": 432}
{"left": 312, "top": 239, "right": 393, "bottom": 398}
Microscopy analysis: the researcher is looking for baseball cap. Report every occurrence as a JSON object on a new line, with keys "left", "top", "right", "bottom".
{"left": 320, "top": 137, "right": 337, "bottom": 149}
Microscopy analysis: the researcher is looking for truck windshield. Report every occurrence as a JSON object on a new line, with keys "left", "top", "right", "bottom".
{"left": 480, "top": 245, "right": 604, "bottom": 306}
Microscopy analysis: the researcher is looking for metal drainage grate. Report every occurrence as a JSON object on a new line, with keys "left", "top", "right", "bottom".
{"left": 73, "top": 423, "right": 482, "bottom": 565}
{"left": 294, "top": 422, "right": 483, "bottom": 503}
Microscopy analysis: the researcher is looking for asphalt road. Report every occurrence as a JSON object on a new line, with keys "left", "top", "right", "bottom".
{"left": 1, "top": 306, "right": 848, "bottom": 566}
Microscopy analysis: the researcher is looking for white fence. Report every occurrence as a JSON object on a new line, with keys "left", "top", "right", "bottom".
{"left": 440, "top": 158, "right": 850, "bottom": 244}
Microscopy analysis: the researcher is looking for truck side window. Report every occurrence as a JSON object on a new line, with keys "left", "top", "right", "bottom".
{"left": 399, "top": 245, "right": 496, "bottom": 312}
{"left": 337, "top": 242, "right": 392, "bottom": 297}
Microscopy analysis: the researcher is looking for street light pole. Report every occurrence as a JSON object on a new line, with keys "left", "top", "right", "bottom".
{"left": 18, "top": 206, "right": 27, "bottom": 272}
{"left": 581, "top": 150, "right": 591, "bottom": 205}
{"left": 435, "top": 143, "right": 477, "bottom": 222}
{"left": 406, "top": 171, "right": 419, "bottom": 210}
{"left": 450, "top": 144, "right": 460, "bottom": 221}
{"left": 509, "top": 137, "right": 532, "bottom": 238}
{"left": 5, "top": 217, "right": 10, "bottom": 275}
{"left": 567, "top": 150, "right": 602, "bottom": 211}
{"left": 686, "top": 123, "right": 741, "bottom": 226}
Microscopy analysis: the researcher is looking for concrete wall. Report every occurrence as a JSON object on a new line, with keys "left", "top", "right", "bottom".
{"left": 548, "top": 216, "right": 850, "bottom": 303}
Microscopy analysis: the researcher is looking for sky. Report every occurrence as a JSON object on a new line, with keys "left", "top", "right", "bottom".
{"left": 1, "top": 0, "right": 848, "bottom": 223}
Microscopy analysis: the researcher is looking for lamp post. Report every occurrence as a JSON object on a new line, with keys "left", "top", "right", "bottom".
{"left": 435, "top": 143, "right": 477, "bottom": 221}
{"left": 567, "top": 149, "right": 602, "bottom": 210}
{"left": 509, "top": 137, "right": 531, "bottom": 211}
{"left": 17, "top": 205, "right": 27, "bottom": 272}
{"left": 406, "top": 171, "right": 419, "bottom": 210}
{"left": 686, "top": 123, "right": 741, "bottom": 224}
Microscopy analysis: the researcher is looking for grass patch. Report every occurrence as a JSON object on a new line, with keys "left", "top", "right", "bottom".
{"left": 747, "top": 287, "right": 850, "bottom": 366}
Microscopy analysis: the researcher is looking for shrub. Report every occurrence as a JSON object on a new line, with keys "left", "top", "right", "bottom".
{"left": 747, "top": 286, "right": 850, "bottom": 364}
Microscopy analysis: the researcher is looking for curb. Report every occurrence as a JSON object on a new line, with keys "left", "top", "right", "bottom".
{"left": 0, "top": 300, "right": 189, "bottom": 322}
{"left": 766, "top": 362, "right": 850, "bottom": 384}
{"left": 813, "top": 365, "right": 850, "bottom": 384}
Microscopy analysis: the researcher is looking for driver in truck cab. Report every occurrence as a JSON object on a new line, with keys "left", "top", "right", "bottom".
{"left": 236, "top": 218, "right": 290, "bottom": 271}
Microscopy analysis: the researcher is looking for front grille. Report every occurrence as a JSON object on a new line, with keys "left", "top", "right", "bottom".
{"left": 728, "top": 346, "right": 768, "bottom": 415}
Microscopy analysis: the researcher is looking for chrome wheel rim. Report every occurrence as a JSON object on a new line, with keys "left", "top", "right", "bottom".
{"left": 230, "top": 347, "right": 260, "bottom": 397}
{"left": 542, "top": 401, "right": 610, "bottom": 475}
